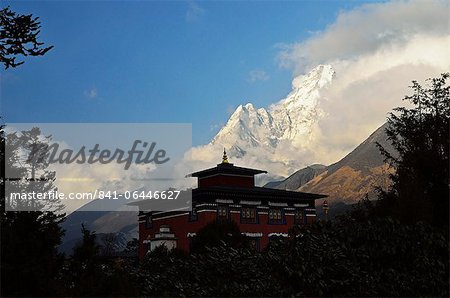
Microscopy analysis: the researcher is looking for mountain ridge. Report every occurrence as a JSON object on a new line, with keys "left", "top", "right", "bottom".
{"left": 267, "top": 123, "right": 395, "bottom": 205}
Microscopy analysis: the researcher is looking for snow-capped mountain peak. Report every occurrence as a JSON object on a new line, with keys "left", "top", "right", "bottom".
{"left": 209, "top": 64, "right": 335, "bottom": 176}
{"left": 292, "top": 64, "right": 335, "bottom": 90}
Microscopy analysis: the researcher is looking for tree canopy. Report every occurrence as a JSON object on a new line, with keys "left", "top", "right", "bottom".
{"left": 377, "top": 73, "right": 449, "bottom": 230}
{"left": 0, "top": 6, "right": 53, "bottom": 69}
{"left": 1, "top": 126, "right": 66, "bottom": 296}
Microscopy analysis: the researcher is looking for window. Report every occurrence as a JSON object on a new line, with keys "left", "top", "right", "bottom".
{"left": 145, "top": 215, "right": 152, "bottom": 229}
{"left": 217, "top": 205, "right": 229, "bottom": 220}
{"left": 268, "top": 209, "right": 284, "bottom": 224}
{"left": 189, "top": 207, "right": 198, "bottom": 221}
{"left": 188, "top": 235, "right": 197, "bottom": 250}
{"left": 295, "top": 209, "right": 305, "bottom": 224}
{"left": 241, "top": 207, "right": 257, "bottom": 224}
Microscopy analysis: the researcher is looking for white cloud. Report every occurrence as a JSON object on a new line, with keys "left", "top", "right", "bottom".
{"left": 278, "top": 0, "right": 449, "bottom": 74}
{"left": 186, "top": 1, "right": 205, "bottom": 22}
{"left": 84, "top": 87, "right": 97, "bottom": 99}
{"left": 186, "top": 0, "right": 450, "bottom": 178}
{"left": 248, "top": 69, "right": 270, "bottom": 82}
{"left": 276, "top": 0, "right": 450, "bottom": 165}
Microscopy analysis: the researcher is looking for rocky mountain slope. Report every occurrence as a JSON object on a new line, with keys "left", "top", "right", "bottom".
{"left": 265, "top": 164, "right": 327, "bottom": 190}
{"left": 267, "top": 123, "right": 395, "bottom": 205}
{"left": 59, "top": 199, "right": 138, "bottom": 254}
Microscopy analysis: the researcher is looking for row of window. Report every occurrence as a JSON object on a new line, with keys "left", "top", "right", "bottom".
{"left": 144, "top": 206, "right": 307, "bottom": 229}
{"left": 217, "top": 206, "right": 306, "bottom": 225}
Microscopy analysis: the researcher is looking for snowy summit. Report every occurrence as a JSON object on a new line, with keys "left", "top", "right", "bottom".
{"left": 209, "top": 64, "right": 335, "bottom": 171}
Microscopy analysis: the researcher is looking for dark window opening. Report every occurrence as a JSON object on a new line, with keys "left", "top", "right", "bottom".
{"left": 188, "top": 235, "right": 197, "bottom": 250}
{"left": 241, "top": 207, "right": 258, "bottom": 224}
{"left": 268, "top": 208, "right": 285, "bottom": 224}
{"left": 217, "top": 205, "right": 229, "bottom": 220}
{"left": 189, "top": 207, "right": 198, "bottom": 221}
{"left": 294, "top": 209, "right": 305, "bottom": 224}
{"left": 145, "top": 215, "right": 152, "bottom": 229}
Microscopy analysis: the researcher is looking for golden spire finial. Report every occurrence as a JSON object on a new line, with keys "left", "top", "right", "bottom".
{"left": 222, "top": 148, "right": 229, "bottom": 163}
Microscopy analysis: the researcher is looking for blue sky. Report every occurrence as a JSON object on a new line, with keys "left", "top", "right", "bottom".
{"left": 2, "top": 1, "right": 365, "bottom": 145}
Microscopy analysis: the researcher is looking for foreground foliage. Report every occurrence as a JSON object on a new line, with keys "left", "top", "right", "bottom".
{"left": 377, "top": 73, "right": 449, "bottom": 230}
{"left": 135, "top": 213, "right": 448, "bottom": 297}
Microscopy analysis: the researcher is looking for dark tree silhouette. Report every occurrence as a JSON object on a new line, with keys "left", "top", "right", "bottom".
{"left": 64, "top": 225, "right": 139, "bottom": 297}
{"left": 63, "top": 224, "right": 108, "bottom": 296}
{"left": 125, "top": 237, "right": 139, "bottom": 255}
{"left": 377, "top": 73, "right": 449, "bottom": 229}
{"left": 191, "top": 220, "right": 249, "bottom": 253}
{"left": 136, "top": 216, "right": 448, "bottom": 297}
{"left": 0, "top": 126, "right": 66, "bottom": 296}
{"left": 0, "top": 6, "right": 53, "bottom": 69}
{"left": 101, "top": 232, "right": 118, "bottom": 257}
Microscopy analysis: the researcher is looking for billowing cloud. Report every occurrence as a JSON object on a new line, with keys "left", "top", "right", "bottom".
{"left": 278, "top": 0, "right": 449, "bottom": 74}
{"left": 277, "top": 0, "right": 450, "bottom": 165}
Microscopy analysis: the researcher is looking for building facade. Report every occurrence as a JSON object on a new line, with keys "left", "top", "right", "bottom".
{"left": 137, "top": 151, "right": 326, "bottom": 259}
